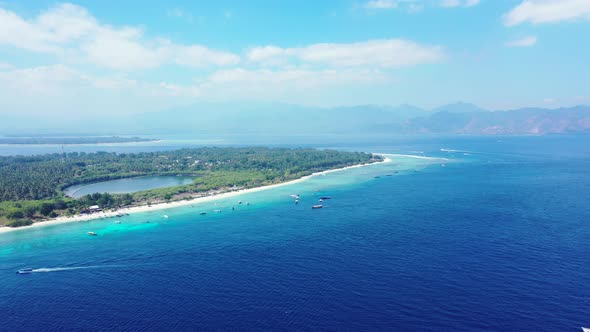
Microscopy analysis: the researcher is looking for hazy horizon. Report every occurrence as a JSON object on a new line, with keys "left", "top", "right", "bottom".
{"left": 0, "top": 0, "right": 589, "bottom": 127}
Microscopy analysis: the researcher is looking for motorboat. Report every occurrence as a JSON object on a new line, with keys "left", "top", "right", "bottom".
{"left": 87, "top": 231, "right": 98, "bottom": 236}
{"left": 16, "top": 268, "right": 34, "bottom": 274}
{"left": 312, "top": 205, "right": 323, "bottom": 209}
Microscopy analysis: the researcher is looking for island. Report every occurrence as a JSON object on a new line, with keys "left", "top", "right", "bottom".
{"left": 0, "top": 136, "right": 157, "bottom": 145}
{"left": 0, "top": 147, "right": 383, "bottom": 228}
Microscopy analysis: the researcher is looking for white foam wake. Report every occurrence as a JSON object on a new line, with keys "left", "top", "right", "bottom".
{"left": 31, "top": 265, "right": 118, "bottom": 273}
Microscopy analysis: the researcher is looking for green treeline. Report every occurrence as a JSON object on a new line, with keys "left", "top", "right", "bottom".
{"left": 0, "top": 147, "right": 381, "bottom": 227}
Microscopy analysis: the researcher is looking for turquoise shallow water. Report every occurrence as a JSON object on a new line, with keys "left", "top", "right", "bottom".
{"left": 1, "top": 136, "right": 590, "bottom": 331}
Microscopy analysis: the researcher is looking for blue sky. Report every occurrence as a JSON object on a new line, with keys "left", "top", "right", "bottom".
{"left": 0, "top": 0, "right": 589, "bottom": 118}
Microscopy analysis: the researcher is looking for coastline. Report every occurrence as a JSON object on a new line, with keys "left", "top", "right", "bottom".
{"left": 0, "top": 156, "right": 392, "bottom": 235}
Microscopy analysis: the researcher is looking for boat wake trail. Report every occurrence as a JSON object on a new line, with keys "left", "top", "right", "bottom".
{"left": 30, "top": 265, "right": 122, "bottom": 273}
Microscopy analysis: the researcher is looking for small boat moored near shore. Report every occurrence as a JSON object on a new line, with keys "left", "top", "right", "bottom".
{"left": 312, "top": 205, "right": 323, "bottom": 209}
{"left": 16, "top": 268, "right": 34, "bottom": 274}
{"left": 87, "top": 232, "right": 98, "bottom": 236}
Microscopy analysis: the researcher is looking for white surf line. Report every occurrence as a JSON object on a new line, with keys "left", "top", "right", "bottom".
{"left": 377, "top": 153, "right": 450, "bottom": 161}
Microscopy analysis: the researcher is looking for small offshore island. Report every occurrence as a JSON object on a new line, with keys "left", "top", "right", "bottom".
{"left": 0, "top": 136, "right": 157, "bottom": 145}
{"left": 0, "top": 147, "right": 382, "bottom": 228}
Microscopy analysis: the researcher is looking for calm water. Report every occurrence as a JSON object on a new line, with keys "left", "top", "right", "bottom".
{"left": 63, "top": 176, "right": 195, "bottom": 198}
{"left": 1, "top": 136, "right": 590, "bottom": 331}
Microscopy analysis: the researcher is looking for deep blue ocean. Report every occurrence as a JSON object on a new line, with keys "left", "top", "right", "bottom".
{"left": 1, "top": 136, "right": 590, "bottom": 331}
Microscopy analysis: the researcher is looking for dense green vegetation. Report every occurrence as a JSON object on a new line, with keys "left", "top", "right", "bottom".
{"left": 0, "top": 147, "right": 381, "bottom": 227}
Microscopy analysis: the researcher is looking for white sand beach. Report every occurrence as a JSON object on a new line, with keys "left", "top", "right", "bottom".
{"left": 0, "top": 156, "right": 392, "bottom": 234}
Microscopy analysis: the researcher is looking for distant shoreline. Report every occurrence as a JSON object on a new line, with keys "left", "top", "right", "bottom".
{"left": 0, "top": 136, "right": 158, "bottom": 145}
{"left": 0, "top": 155, "right": 392, "bottom": 235}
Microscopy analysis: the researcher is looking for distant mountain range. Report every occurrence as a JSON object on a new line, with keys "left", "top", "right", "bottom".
{"left": 396, "top": 104, "right": 590, "bottom": 135}
{"left": 134, "top": 102, "right": 590, "bottom": 136}
{"left": 2, "top": 102, "right": 590, "bottom": 136}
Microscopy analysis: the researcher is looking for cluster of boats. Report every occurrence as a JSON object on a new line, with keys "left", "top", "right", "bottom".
{"left": 290, "top": 194, "right": 333, "bottom": 209}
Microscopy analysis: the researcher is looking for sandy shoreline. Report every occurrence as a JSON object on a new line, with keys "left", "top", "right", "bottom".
{"left": 0, "top": 156, "right": 392, "bottom": 235}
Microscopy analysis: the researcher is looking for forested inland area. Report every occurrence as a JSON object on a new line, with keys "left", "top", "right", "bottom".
{"left": 0, "top": 147, "right": 381, "bottom": 227}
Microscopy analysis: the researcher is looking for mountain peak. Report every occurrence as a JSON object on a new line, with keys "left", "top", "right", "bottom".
{"left": 433, "top": 102, "right": 488, "bottom": 114}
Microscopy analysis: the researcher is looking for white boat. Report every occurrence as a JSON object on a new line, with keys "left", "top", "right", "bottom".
{"left": 581, "top": 328, "right": 590, "bottom": 332}
{"left": 16, "top": 268, "right": 34, "bottom": 274}
{"left": 214, "top": 209, "right": 221, "bottom": 213}
{"left": 312, "top": 205, "right": 323, "bottom": 209}
{"left": 87, "top": 231, "right": 98, "bottom": 236}
{"left": 114, "top": 220, "right": 121, "bottom": 224}
{"left": 163, "top": 215, "right": 169, "bottom": 218}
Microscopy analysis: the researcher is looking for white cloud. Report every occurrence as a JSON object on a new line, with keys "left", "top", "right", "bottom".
{"left": 440, "top": 0, "right": 480, "bottom": 8}
{"left": 0, "top": 3, "right": 240, "bottom": 70}
{"left": 207, "top": 68, "right": 382, "bottom": 86}
{"left": 167, "top": 8, "right": 194, "bottom": 23}
{"left": 408, "top": 3, "right": 425, "bottom": 12}
{"left": 504, "top": 0, "right": 590, "bottom": 26}
{"left": 199, "top": 67, "right": 388, "bottom": 104}
{"left": 365, "top": 0, "right": 399, "bottom": 9}
{"left": 0, "top": 64, "right": 204, "bottom": 119}
{"left": 0, "top": 62, "right": 13, "bottom": 70}
{"left": 0, "top": 64, "right": 390, "bottom": 115}
{"left": 362, "top": 0, "right": 478, "bottom": 11}
{"left": 247, "top": 39, "right": 445, "bottom": 68}
{"left": 0, "top": 64, "right": 85, "bottom": 94}
{"left": 440, "top": 0, "right": 461, "bottom": 8}
{"left": 506, "top": 36, "right": 538, "bottom": 47}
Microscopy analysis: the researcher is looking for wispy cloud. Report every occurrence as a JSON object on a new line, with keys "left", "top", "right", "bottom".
{"left": 362, "top": 0, "right": 479, "bottom": 11}
{"left": 504, "top": 0, "right": 590, "bottom": 26}
{"left": 440, "top": 0, "right": 461, "bottom": 8}
{"left": 0, "top": 4, "right": 240, "bottom": 70}
{"left": 365, "top": 0, "right": 398, "bottom": 9}
{"left": 167, "top": 8, "right": 194, "bottom": 23}
{"left": 506, "top": 36, "right": 537, "bottom": 47}
{"left": 247, "top": 39, "right": 445, "bottom": 68}
{"left": 440, "top": 0, "right": 480, "bottom": 8}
